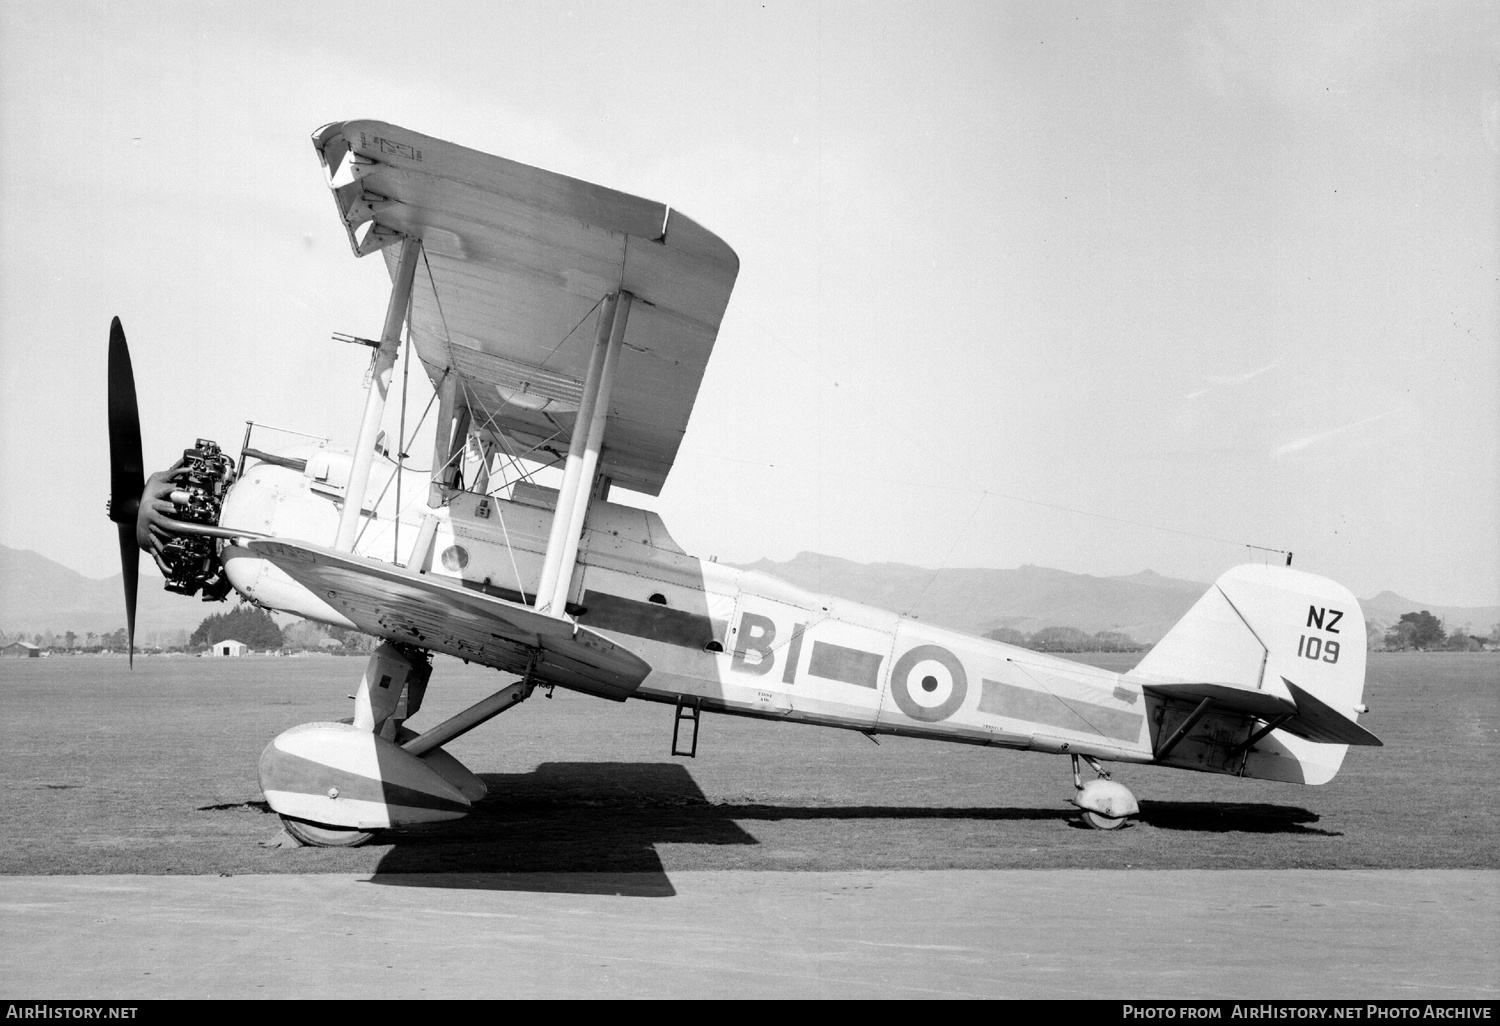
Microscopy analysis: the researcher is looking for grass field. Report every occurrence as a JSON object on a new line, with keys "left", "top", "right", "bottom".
{"left": 1, "top": 652, "right": 1494, "bottom": 881}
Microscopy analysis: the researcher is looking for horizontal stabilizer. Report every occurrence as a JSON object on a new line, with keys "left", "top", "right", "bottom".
{"left": 1140, "top": 680, "right": 1294, "bottom": 720}
{"left": 1141, "top": 677, "right": 1382, "bottom": 750}
{"left": 247, "top": 539, "right": 650, "bottom": 700}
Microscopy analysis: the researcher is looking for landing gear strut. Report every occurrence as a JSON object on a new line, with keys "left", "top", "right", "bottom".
{"left": 1069, "top": 754, "right": 1139, "bottom": 830}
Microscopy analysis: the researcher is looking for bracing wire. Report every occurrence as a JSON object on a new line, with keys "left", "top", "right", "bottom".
{"left": 538, "top": 296, "right": 604, "bottom": 371}
{"left": 727, "top": 298, "right": 1293, "bottom": 564}
{"left": 454, "top": 373, "right": 565, "bottom": 494}
{"left": 1007, "top": 658, "right": 1117, "bottom": 742}
{"left": 681, "top": 448, "right": 1284, "bottom": 557}
{"left": 902, "top": 491, "right": 988, "bottom": 617}
{"left": 492, "top": 505, "right": 530, "bottom": 606}
{"left": 702, "top": 297, "right": 1290, "bottom": 564}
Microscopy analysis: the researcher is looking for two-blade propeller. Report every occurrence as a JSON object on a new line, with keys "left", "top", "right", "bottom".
{"left": 106, "top": 317, "right": 145, "bottom": 666}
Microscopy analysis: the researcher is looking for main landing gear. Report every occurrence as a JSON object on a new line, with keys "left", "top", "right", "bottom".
{"left": 258, "top": 642, "right": 534, "bottom": 847}
{"left": 1069, "top": 754, "right": 1139, "bottom": 830}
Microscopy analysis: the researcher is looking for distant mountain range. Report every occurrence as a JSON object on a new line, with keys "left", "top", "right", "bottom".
{"left": 732, "top": 554, "right": 1206, "bottom": 642}
{"left": 1359, "top": 591, "right": 1499, "bottom": 639}
{"left": 3, "top": 543, "right": 1495, "bottom": 645}
{"left": 0, "top": 544, "right": 214, "bottom": 643}
{"left": 732, "top": 552, "right": 1500, "bottom": 643}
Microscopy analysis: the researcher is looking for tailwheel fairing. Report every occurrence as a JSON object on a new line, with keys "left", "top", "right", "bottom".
{"left": 1069, "top": 754, "right": 1139, "bottom": 830}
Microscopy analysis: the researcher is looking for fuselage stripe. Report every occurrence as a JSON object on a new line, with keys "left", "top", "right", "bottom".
{"left": 579, "top": 590, "right": 726, "bottom": 650}
{"left": 978, "top": 679, "right": 1144, "bottom": 742}
{"left": 807, "top": 640, "right": 883, "bottom": 689}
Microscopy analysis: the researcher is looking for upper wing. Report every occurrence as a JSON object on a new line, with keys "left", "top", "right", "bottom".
{"left": 247, "top": 539, "right": 650, "bottom": 701}
{"left": 312, "top": 120, "right": 739, "bottom": 496}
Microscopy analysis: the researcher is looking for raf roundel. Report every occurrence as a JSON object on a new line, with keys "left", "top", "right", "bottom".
{"left": 890, "top": 644, "right": 968, "bottom": 722}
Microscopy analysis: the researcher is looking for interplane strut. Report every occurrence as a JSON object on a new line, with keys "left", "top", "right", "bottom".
{"left": 336, "top": 236, "right": 421, "bottom": 552}
{"left": 534, "top": 291, "right": 633, "bottom": 616}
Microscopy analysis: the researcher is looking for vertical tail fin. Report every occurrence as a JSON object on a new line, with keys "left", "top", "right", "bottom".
{"left": 1132, "top": 564, "right": 1376, "bottom": 784}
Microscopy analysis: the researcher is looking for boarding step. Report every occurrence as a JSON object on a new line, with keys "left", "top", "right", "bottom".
{"left": 672, "top": 695, "right": 702, "bottom": 758}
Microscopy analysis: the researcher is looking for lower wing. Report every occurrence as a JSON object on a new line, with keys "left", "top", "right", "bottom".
{"left": 247, "top": 539, "right": 650, "bottom": 701}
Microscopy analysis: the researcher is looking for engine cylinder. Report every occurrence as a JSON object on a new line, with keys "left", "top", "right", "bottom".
{"left": 157, "top": 438, "right": 235, "bottom": 599}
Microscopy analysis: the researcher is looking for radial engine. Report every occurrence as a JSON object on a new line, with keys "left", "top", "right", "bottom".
{"left": 148, "top": 438, "right": 236, "bottom": 601}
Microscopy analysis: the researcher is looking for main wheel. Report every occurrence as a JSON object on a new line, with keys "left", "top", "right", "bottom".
{"left": 279, "top": 814, "right": 375, "bottom": 848}
{"left": 1081, "top": 810, "right": 1129, "bottom": 831}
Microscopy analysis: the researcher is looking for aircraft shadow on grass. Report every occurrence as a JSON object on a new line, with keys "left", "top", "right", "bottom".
{"left": 1133, "top": 801, "right": 1337, "bottom": 835}
{"left": 361, "top": 762, "right": 1336, "bottom": 896}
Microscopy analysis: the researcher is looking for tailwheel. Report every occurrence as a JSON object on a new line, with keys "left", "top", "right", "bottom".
{"left": 279, "top": 814, "right": 375, "bottom": 848}
{"left": 1070, "top": 754, "right": 1139, "bottom": 830}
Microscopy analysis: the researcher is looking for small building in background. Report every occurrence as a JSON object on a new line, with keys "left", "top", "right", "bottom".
{"left": 211, "top": 639, "right": 249, "bottom": 657}
{"left": 1, "top": 642, "right": 41, "bottom": 658}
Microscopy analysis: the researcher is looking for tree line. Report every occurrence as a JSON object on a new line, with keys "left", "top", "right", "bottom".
{"left": 188, "top": 605, "right": 375, "bottom": 653}
{"left": 981, "top": 626, "right": 1149, "bottom": 653}
{"left": 2, "top": 602, "right": 377, "bottom": 655}
{"left": 191, "top": 605, "right": 284, "bottom": 649}
{"left": 0, "top": 628, "right": 131, "bottom": 652}
{"left": 1380, "top": 611, "right": 1498, "bottom": 652}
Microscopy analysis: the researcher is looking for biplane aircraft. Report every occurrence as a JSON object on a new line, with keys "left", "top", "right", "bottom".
{"left": 106, "top": 121, "right": 1381, "bottom": 845}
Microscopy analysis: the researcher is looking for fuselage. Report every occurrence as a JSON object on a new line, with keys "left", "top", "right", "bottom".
{"left": 217, "top": 444, "right": 1166, "bottom": 769}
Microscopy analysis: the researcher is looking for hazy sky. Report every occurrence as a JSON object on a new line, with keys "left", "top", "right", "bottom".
{"left": 2, "top": 1, "right": 1496, "bottom": 607}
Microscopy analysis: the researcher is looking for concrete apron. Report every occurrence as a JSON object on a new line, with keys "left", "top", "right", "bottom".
{"left": 1, "top": 870, "right": 1495, "bottom": 999}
